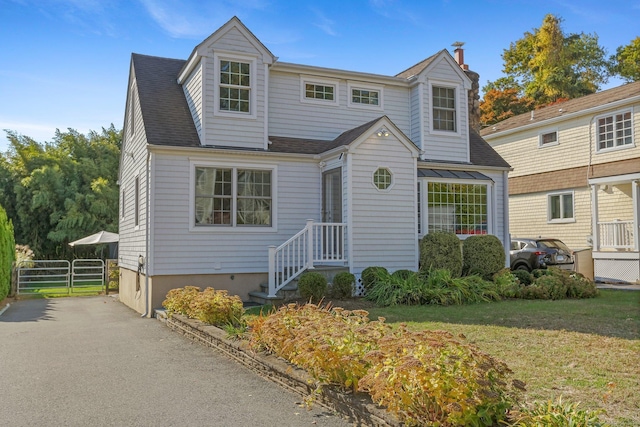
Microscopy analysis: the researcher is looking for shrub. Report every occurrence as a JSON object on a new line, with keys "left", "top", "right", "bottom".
{"left": 419, "top": 231, "right": 462, "bottom": 277}
{"left": 390, "top": 269, "right": 415, "bottom": 280}
{"left": 189, "top": 287, "right": 244, "bottom": 326}
{"left": 462, "top": 234, "right": 505, "bottom": 279}
{"left": 330, "top": 272, "right": 355, "bottom": 299}
{"left": 512, "top": 269, "right": 534, "bottom": 286}
{"left": 365, "top": 268, "right": 425, "bottom": 306}
{"left": 508, "top": 398, "right": 608, "bottom": 426}
{"left": 361, "top": 266, "right": 388, "bottom": 292}
{"left": 162, "top": 286, "right": 201, "bottom": 316}
{"left": 162, "top": 286, "right": 244, "bottom": 327}
{"left": 298, "top": 271, "right": 327, "bottom": 302}
{"left": 493, "top": 268, "right": 522, "bottom": 298}
{"left": 0, "top": 205, "right": 15, "bottom": 301}
{"left": 248, "top": 303, "right": 522, "bottom": 426}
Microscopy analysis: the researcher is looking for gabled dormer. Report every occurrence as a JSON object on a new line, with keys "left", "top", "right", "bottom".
{"left": 177, "top": 17, "right": 277, "bottom": 150}
{"left": 397, "top": 49, "right": 472, "bottom": 164}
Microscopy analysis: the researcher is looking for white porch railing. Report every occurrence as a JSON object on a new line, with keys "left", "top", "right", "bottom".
{"left": 598, "top": 220, "right": 634, "bottom": 249}
{"left": 268, "top": 220, "right": 347, "bottom": 298}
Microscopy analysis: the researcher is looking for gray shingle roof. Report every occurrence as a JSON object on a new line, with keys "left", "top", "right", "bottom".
{"left": 395, "top": 51, "right": 442, "bottom": 79}
{"left": 132, "top": 53, "right": 200, "bottom": 147}
{"left": 480, "top": 81, "right": 640, "bottom": 137}
{"left": 131, "top": 53, "right": 508, "bottom": 169}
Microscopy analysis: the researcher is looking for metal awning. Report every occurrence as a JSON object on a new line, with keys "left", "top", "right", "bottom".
{"left": 417, "top": 169, "right": 493, "bottom": 181}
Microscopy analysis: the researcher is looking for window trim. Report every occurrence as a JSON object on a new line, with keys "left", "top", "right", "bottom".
{"left": 429, "top": 81, "right": 461, "bottom": 136}
{"left": 134, "top": 175, "right": 140, "bottom": 229}
{"left": 547, "top": 191, "right": 575, "bottom": 223}
{"left": 300, "top": 76, "right": 339, "bottom": 106}
{"left": 347, "top": 81, "right": 383, "bottom": 111}
{"left": 595, "top": 109, "right": 634, "bottom": 153}
{"left": 538, "top": 129, "right": 559, "bottom": 148}
{"left": 418, "top": 178, "right": 492, "bottom": 238}
{"left": 189, "top": 160, "right": 278, "bottom": 232}
{"left": 213, "top": 52, "right": 257, "bottom": 119}
{"left": 372, "top": 167, "right": 394, "bottom": 192}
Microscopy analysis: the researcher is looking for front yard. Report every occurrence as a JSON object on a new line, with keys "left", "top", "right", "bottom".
{"left": 363, "top": 290, "right": 639, "bottom": 427}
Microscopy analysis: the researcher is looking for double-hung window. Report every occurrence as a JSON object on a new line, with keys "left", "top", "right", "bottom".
{"left": 597, "top": 111, "right": 632, "bottom": 151}
{"left": 548, "top": 192, "right": 574, "bottom": 222}
{"left": 195, "top": 166, "right": 272, "bottom": 227}
{"left": 432, "top": 86, "right": 456, "bottom": 132}
{"left": 215, "top": 53, "right": 256, "bottom": 117}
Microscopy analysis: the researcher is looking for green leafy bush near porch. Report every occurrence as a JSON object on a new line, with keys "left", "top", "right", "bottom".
{"left": 298, "top": 271, "right": 327, "bottom": 302}
{"left": 248, "top": 302, "right": 522, "bottom": 426}
{"left": 419, "top": 231, "right": 462, "bottom": 277}
{"left": 462, "top": 234, "right": 505, "bottom": 279}
{"left": 329, "top": 272, "right": 355, "bottom": 299}
{"left": 162, "top": 286, "right": 244, "bottom": 327}
{"left": 519, "top": 268, "right": 598, "bottom": 300}
{"left": 361, "top": 266, "right": 388, "bottom": 292}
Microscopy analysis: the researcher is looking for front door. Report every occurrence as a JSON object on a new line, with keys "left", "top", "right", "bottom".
{"left": 322, "top": 168, "right": 342, "bottom": 223}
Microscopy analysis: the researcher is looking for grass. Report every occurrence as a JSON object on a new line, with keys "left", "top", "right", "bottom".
{"left": 17, "top": 280, "right": 105, "bottom": 297}
{"left": 365, "top": 290, "right": 640, "bottom": 427}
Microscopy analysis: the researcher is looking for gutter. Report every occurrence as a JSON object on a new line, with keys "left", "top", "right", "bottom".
{"left": 141, "top": 149, "right": 151, "bottom": 318}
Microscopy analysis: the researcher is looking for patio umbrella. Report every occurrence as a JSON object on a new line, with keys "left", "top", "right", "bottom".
{"left": 69, "top": 231, "right": 119, "bottom": 258}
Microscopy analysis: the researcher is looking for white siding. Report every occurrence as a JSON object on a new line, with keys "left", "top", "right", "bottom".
{"left": 183, "top": 61, "right": 203, "bottom": 140}
{"left": 268, "top": 70, "right": 411, "bottom": 141}
{"left": 149, "top": 151, "right": 321, "bottom": 274}
{"left": 349, "top": 135, "right": 418, "bottom": 273}
{"left": 119, "top": 81, "right": 149, "bottom": 272}
{"left": 422, "top": 59, "right": 469, "bottom": 163}
{"left": 201, "top": 27, "right": 266, "bottom": 149}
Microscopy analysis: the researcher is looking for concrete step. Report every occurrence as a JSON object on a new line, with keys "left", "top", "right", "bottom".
{"left": 247, "top": 291, "right": 284, "bottom": 306}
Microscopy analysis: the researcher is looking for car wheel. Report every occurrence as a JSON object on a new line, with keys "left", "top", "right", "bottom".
{"left": 515, "top": 264, "right": 530, "bottom": 272}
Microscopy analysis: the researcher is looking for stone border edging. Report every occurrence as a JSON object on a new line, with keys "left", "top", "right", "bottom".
{"left": 157, "top": 310, "right": 398, "bottom": 427}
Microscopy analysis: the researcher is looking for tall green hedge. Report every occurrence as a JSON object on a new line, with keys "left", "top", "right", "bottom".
{"left": 0, "top": 204, "right": 16, "bottom": 300}
{"left": 462, "top": 235, "right": 505, "bottom": 279}
{"left": 419, "top": 231, "right": 462, "bottom": 277}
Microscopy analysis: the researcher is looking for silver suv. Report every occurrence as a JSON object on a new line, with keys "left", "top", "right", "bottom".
{"left": 510, "top": 238, "right": 574, "bottom": 272}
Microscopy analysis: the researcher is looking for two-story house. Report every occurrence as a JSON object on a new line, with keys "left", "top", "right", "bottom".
{"left": 118, "top": 17, "right": 511, "bottom": 316}
{"left": 482, "top": 81, "right": 640, "bottom": 284}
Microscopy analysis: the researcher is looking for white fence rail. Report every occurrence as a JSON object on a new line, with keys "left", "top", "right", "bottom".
{"left": 598, "top": 220, "right": 634, "bottom": 249}
{"left": 268, "top": 220, "right": 347, "bottom": 298}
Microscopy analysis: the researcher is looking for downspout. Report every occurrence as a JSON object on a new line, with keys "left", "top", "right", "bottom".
{"left": 502, "top": 170, "right": 510, "bottom": 268}
{"left": 141, "top": 149, "right": 151, "bottom": 317}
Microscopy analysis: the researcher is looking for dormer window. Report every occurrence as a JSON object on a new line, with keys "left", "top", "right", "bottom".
{"left": 214, "top": 53, "right": 256, "bottom": 118}
{"left": 432, "top": 86, "right": 456, "bottom": 132}
{"left": 220, "top": 60, "right": 250, "bottom": 113}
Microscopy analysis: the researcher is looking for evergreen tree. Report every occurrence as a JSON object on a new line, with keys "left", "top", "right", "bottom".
{"left": 0, "top": 204, "right": 15, "bottom": 300}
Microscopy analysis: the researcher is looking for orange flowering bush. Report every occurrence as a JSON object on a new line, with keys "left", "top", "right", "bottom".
{"left": 249, "top": 303, "right": 522, "bottom": 425}
{"left": 162, "top": 286, "right": 244, "bottom": 327}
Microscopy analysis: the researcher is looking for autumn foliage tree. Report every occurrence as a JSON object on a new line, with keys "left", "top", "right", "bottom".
{"left": 481, "top": 14, "right": 610, "bottom": 126}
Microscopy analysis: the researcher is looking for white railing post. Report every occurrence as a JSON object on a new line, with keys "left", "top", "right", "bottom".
{"left": 306, "top": 219, "right": 315, "bottom": 270}
{"left": 268, "top": 245, "right": 277, "bottom": 298}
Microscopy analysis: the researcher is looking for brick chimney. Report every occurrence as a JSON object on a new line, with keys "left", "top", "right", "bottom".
{"left": 452, "top": 42, "right": 469, "bottom": 70}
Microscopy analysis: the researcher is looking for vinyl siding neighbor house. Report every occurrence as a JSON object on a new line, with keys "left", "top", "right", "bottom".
{"left": 482, "top": 81, "right": 640, "bottom": 284}
{"left": 118, "top": 16, "right": 511, "bottom": 316}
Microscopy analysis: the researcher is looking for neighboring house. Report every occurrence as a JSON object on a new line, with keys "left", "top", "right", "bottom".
{"left": 482, "top": 81, "right": 640, "bottom": 283}
{"left": 118, "top": 17, "right": 511, "bottom": 316}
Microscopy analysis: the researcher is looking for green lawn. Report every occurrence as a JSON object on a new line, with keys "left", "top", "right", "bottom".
{"left": 366, "top": 290, "right": 640, "bottom": 426}
{"left": 18, "top": 280, "right": 105, "bottom": 297}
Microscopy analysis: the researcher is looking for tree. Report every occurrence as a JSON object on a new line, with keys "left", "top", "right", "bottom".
{"left": 481, "top": 14, "right": 610, "bottom": 125}
{"left": 0, "top": 126, "right": 121, "bottom": 259}
{"left": 610, "top": 37, "right": 640, "bottom": 82}
{"left": 480, "top": 87, "right": 535, "bottom": 127}
{"left": 0, "top": 204, "right": 15, "bottom": 300}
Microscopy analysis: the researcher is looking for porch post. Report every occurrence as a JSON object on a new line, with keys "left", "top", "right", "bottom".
{"left": 591, "top": 184, "right": 599, "bottom": 251}
{"left": 633, "top": 180, "right": 640, "bottom": 251}
{"left": 306, "top": 219, "right": 315, "bottom": 270}
{"left": 268, "top": 245, "right": 276, "bottom": 298}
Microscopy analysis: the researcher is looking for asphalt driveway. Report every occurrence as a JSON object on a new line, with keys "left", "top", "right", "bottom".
{"left": 0, "top": 296, "right": 352, "bottom": 427}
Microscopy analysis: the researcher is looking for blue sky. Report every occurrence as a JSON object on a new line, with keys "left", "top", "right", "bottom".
{"left": 1, "top": 0, "right": 639, "bottom": 152}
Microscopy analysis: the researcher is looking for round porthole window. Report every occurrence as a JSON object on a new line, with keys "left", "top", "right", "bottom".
{"left": 373, "top": 167, "right": 392, "bottom": 190}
